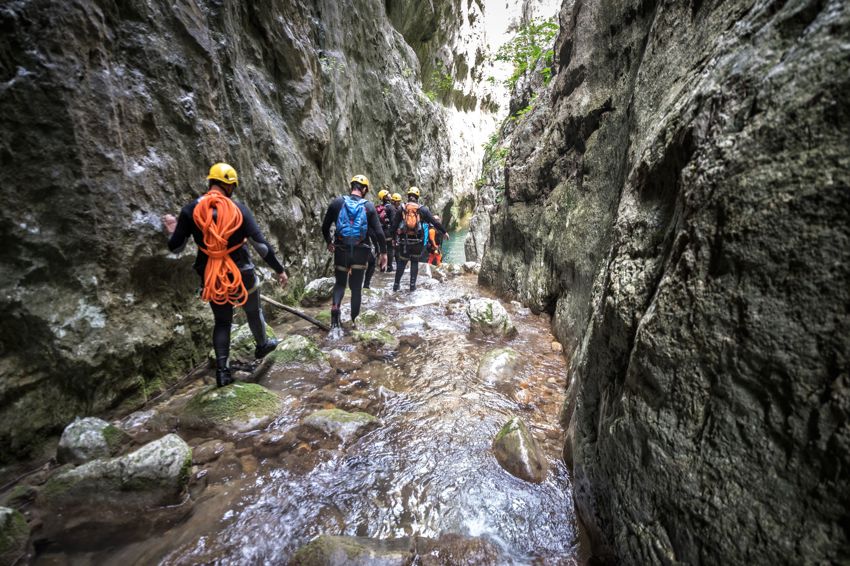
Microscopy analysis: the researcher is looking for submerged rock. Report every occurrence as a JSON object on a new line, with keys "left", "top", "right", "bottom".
{"left": 182, "top": 383, "right": 281, "bottom": 434}
{"left": 290, "top": 533, "right": 500, "bottom": 566}
{"left": 302, "top": 409, "right": 379, "bottom": 443}
{"left": 466, "top": 299, "right": 517, "bottom": 338}
{"left": 56, "top": 417, "right": 129, "bottom": 465}
{"left": 0, "top": 506, "right": 29, "bottom": 566}
{"left": 477, "top": 347, "right": 522, "bottom": 383}
{"left": 301, "top": 277, "right": 336, "bottom": 307}
{"left": 268, "top": 335, "right": 326, "bottom": 365}
{"left": 353, "top": 329, "right": 400, "bottom": 357}
{"left": 492, "top": 416, "right": 547, "bottom": 483}
{"left": 328, "top": 349, "right": 368, "bottom": 373}
{"left": 397, "top": 314, "right": 427, "bottom": 332}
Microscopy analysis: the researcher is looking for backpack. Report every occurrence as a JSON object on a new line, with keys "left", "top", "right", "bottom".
{"left": 336, "top": 196, "right": 368, "bottom": 246}
{"left": 376, "top": 204, "right": 389, "bottom": 229}
{"left": 402, "top": 203, "right": 421, "bottom": 234}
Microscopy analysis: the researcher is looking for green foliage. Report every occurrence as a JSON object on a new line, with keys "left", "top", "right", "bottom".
{"left": 319, "top": 54, "right": 345, "bottom": 74}
{"left": 401, "top": 67, "right": 414, "bottom": 78}
{"left": 494, "top": 19, "right": 558, "bottom": 89}
{"left": 424, "top": 60, "right": 455, "bottom": 102}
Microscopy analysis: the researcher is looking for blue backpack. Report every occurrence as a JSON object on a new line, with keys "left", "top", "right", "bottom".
{"left": 336, "top": 196, "right": 368, "bottom": 246}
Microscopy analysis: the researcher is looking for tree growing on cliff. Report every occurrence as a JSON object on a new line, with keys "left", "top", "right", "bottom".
{"left": 494, "top": 19, "right": 559, "bottom": 89}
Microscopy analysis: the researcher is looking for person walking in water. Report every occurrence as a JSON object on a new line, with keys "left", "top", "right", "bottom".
{"left": 427, "top": 215, "right": 444, "bottom": 267}
{"left": 321, "top": 175, "right": 387, "bottom": 331}
{"left": 390, "top": 187, "right": 447, "bottom": 292}
{"left": 376, "top": 187, "right": 397, "bottom": 272}
{"left": 163, "top": 163, "right": 288, "bottom": 387}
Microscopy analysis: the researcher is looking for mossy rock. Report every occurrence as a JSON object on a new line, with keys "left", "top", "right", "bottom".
{"left": 301, "top": 277, "right": 336, "bottom": 307}
{"left": 477, "top": 347, "right": 522, "bottom": 383}
{"left": 492, "top": 416, "right": 548, "bottom": 483}
{"left": 357, "top": 309, "right": 382, "bottom": 327}
{"left": 316, "top": 310, "right": 332, "bottom": 325}
{"left": 183, "top": 383, "right": 281, "bottom": 433}
{"left": 466, "top": 298, "right": 517, "bottom": 338}
{"left": 0, "top": 507, "right": 29, "bottom": 566}
{"left": 57, "top": 417, "right": 130, "bottom": 465}
{"left": 302, "top": 409, "right": 380, "bottom": 443}
{"left": 268, "top": 335, "right": 327, "bottom": 365}
{"left": 290, "top": 535, "right": 410, "bottom": 566}
{"left": 353, "top": 329, "right": 399, "bottom": 351}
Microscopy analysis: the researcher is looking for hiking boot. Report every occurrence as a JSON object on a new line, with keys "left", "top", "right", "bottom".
{"left": 409, "top": 285, "right": 416, "bottom": 292}
{"left": 255, "top": 338, "right": 280, "bottom": 359}
{"left": 392, "top": 284, "right": 400, "bottom": 292}
{"left": 216, "top": 367, "right": 234, "bottom": 388}
{"left": 331, "top": 309, "right": 341, "bottom": 329}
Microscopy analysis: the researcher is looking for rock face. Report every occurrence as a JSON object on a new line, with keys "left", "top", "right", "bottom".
{"left": 480, "top": 0, "right": 850, "bottom": 563}
{"left": 0, "top": 0, "right": 523, "bottom": 461}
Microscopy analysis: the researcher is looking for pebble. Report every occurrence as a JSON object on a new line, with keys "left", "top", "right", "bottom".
{"left": 551, "top": 341, "right": 563, "bottom": 352}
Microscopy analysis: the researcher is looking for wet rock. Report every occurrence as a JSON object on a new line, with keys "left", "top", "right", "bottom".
{"left": 182, "top": 383, "right": 281, "bottom": 434}
{"left": 290, "top": 535, "right": 410, "bottom": 566}
{"left": 328, "top": 349, "right": 368, "bottom": 373}
{"left": 432, "top": 267, "right": 449, "bottom": 282}
{"left": 209, "top": 322, "right": 277, "bottom": 363}
{"left": 251, "top": 430, "right": 299, "bottom": 458}
{"left": 0, "top": 506, "right": 29, "bottom": 566}
{"left": 415, "top": 533, "right": 500, "bottom": 565}
{"left": 56, "top": 417, "right": 129, "bottom": 465}
{"left": 466, "top": 299, "right": 517, "bottom": 338}
{"left": 462, "top": 262, "right": 481, "bottom": 274}
{"left": 353, "top": 330, "right": 400, "bottom": 357}
{"left": 477, "top": 347, "right": 522, "bottom": 383}
{"left": 268, "top": 335, "right": 327, "bottom": 365}
{"left": 492, "top": 416, "right": 547, "bottom": 483}
{"left": 357, "top": 309, "right": 382, "bottom": 327}
{"left": 302, "top": 409, "right": 380, "bottom": 444}
{"left": 39, "top": 434, "right": 192, "bottom": 545}
{"left": 192, "top": 439, "right": 234, "bottom": 465}
{"left": 301, "top": 277, "right": 336, "bottom": 307}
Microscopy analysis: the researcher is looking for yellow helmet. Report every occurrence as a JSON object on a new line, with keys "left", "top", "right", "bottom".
{"left": 350, "top": 174, "right": 370, "bottom": 189}
{"left": 377, "top": 189, "right": 389, "bottom": 201}
{"left": 407, "top": 186, "right": 421, "bottom": 198}
{"left": 391, "top": 193, "right": 402, "bottom": 202}
{"left": 207, "top": 162, "right": 239, "bottom": 185}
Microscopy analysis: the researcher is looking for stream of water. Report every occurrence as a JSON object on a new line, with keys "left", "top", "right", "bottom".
{"left": 33, "top": 270, "right": 576, "bottom": 565}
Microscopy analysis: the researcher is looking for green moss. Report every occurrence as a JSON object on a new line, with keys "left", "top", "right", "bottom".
{"left": 357, "top": 309, "right": 381, "bottom": 326}
{"left": 0, "top": 485, "right": 33, "bottom": 508}
{"left": 268, "top": 335, "right": 326, "bottom": 364}
{"left": 0, "top": 507, "right": 29, "bottom": 562}
{"left": 101, "top": 425, "right": 127, "bottom": 453}
{"left": 184, "top": 383, "right": 281, "bottom": 425}
{"left": 495, "top": 417, "right": 521, "bottom": 442}
{"left": 41, "top": 469, "right": 77, "bottom": 500}
{"left": 316, "top": 310, "right": 331, "bottom": 325}
{"left": 353, "top": 330, "right": 399, "bottom": 349}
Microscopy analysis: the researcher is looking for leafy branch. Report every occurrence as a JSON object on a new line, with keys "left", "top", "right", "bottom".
{"left": 494, "top": 19, "right": 559, "bottom": 89}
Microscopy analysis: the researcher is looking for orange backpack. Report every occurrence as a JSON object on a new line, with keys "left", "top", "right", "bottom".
{"left": 402, "top": 202, "right": 421, "bottom": 234}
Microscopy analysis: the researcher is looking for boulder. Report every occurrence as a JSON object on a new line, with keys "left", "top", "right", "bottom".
{"left": 39, "top": 434, "right": 193, "bottom": 545}
{"left": 353, "top": 330, "right": 399, "bottom": 357}
{"left": 477, "top": 347, "right": 522, "bottom": 383}
{"left": 328, "top": 349, "right": 368, "bottom": 373}
{"left": 301, "top": 277, "right": 336, "bottom": 307}
{"left": 0, "top": 507, "right": 29, "bottom": 566}
{"left": 56, "top": 417, "right": 130, "bottom": 465}
{"left": 182, "top": 383, "right": 281, "bottom": 434}
{"left": 492, "top": 416, "right": 548, "bottom": 483}
{"left": 267, "top": 335, "right": 327, "bottom": 365}
{"left": 357, "top": 309, "right": 382, "bottom": 327}
{"left": 466, "top": 299, "right": 517, "bottom": 338}
{"left": 397, "top": 314, "right": 427, "bottom": 333}
{"left": 302, "top": 409, "right": 379, "bottom": 443}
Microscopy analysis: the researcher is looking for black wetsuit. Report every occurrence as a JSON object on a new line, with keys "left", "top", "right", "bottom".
{"left": 321, "top": 194, "right": 387, "bottom": 322}
{"left": 364, "top": 230, "right": 381, "bottom": 289}
{"left": 378, "top": 201, "right": 397, "bottom": 270}
{"left": 389, "top": 201, "right": 446, "bottom": 291}
{"left": 168, "top": 194, "right": 285, "bottom": 371}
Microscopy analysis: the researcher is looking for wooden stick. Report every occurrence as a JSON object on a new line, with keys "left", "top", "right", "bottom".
{"left": 261, "top": 296, "right": 331, "bottom": 331}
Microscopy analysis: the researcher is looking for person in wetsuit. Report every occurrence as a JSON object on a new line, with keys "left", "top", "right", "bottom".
{"left": 163, "top": 162, "right": 288, "bottom": 387}
{"left": 376, "top": 188, "right": 397, "bottom": 272}
{"left": 389, "top": 186, "right": 448, "bottom": 292}
{"left": 364, "top": 229, "right": 381, "bottom": 289}
{"left": 321, "top": 175, "right": 387, "bottom": 330}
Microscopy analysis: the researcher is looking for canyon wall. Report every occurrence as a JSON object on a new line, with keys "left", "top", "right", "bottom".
{"left": 0, "top": 0, "right": 508, "bottom": 460}
{"left": 480, "top": 0, "right": 849, "bottom": 563}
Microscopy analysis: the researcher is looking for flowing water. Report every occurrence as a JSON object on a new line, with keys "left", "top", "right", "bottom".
{"left": 441, "top": 228, "right": 469, "bottom": 264}
{"left": 32, "top": 271, "right": 576, "bottom": 565}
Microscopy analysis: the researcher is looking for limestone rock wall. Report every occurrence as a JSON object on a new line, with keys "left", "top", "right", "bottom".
{"left": 481, "top": 0, "right": 850, "bottom": 563}
{"left": 0, "top": 0, "right": 499, "bottom": 460}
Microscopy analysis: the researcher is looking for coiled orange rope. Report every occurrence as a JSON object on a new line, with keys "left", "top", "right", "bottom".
{"left": 192, "top": 190, "right": 248, "bottom": 306}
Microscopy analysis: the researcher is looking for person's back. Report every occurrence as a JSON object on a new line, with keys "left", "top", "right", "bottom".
{"left": 389, "top": 187, "right": 448, "bottom": 292}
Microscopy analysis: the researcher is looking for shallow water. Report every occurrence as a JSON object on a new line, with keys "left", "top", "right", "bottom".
{"left": 442, "top": 228, "right": 469, "bottom": 264}
{"left": 33, "top": 271, "right": 576, "bottom": 565}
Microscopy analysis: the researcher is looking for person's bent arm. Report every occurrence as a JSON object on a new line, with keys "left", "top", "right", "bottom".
{"left": 166, "top": 207, "right": 193, "bottom": 252}
{"left": 241, "top": 206, "right": 286, "bottom": 275}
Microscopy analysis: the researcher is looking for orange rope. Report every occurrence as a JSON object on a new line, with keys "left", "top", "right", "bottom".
{"left": 192, "top": 190, "right": 248, "bottom": 306}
